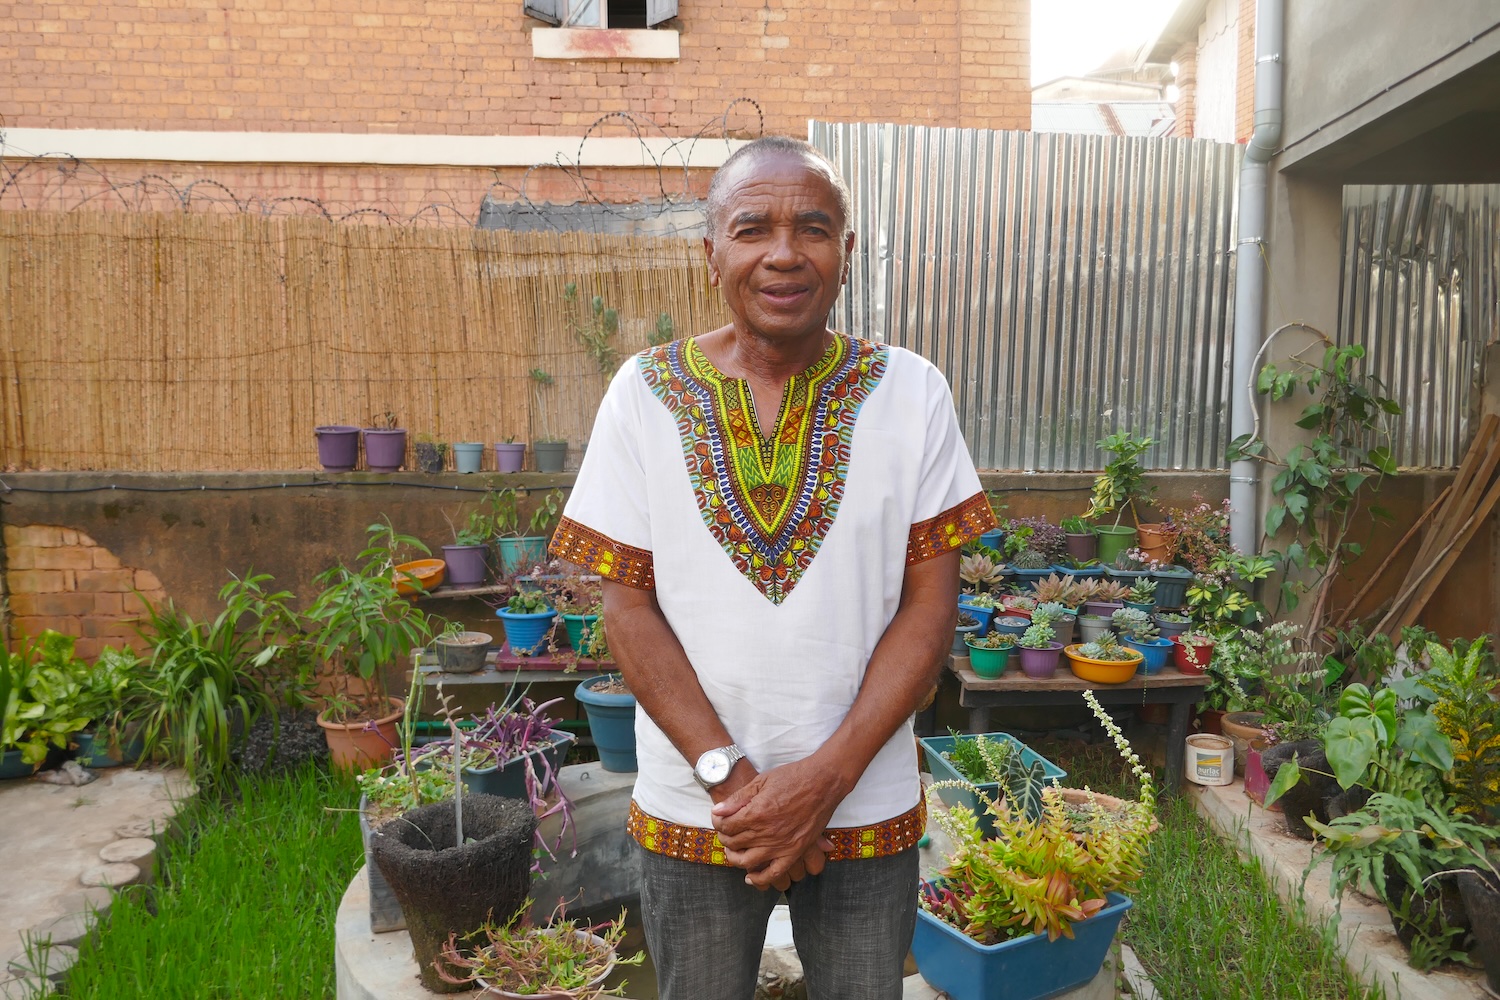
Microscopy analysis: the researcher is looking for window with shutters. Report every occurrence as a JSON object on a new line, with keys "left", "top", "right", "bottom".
{"left": 525, "top": 0, "right": 678, "bottom": 29}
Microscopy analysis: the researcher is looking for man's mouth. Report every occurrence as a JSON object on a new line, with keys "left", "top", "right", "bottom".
{"left": 759, "top": 284, "right": 810, "bottom": 305}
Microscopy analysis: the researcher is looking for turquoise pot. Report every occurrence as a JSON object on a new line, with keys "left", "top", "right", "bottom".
{"left": 496, "top": 536, "right": 547, "bottom": 576}
{"left": 913, "top": 891, "right": 1132, "bottom": 1000}
{"left": 495, "top": 607, "right": 557, "bottom": 655}
{"left": 0, "top": 749, "right": 35, "bottom": 779}
{"left": 1124, "top": 599, "right": 1156, "bottom": 614}
{"left": 562, "top": 613, "right": 601, "bottom": 655}
{"left": 575, "top": 676, "right": 637, "bottom": 772}
{"left": 74, "top": 730, "right": 144, "bottom": 768}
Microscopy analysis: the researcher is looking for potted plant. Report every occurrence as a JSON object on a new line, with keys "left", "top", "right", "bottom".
{"left": 431, "top": 624, "right": 493, "bottom": 674}
{"left": 415, "top": 434, "right": 449, "bottom": 474}
{"left": 1172, "top": 630, "right": 1216, "bottom": 674}
{"left": 1054, "top": 555, "right": 1104, "bottom": 580}
{"left": 434, "top": 902, "right": 644, "bottom": 998}
{"left": 953, "top": 610, "right": 984, "bottom": 655}
{"left": 1110, "top": 608, "right": 1172, "bottom": 673}
{"left": 1, "top": 631, "right": 90, "bottom": 776}
{"left": 442, "top": 503, "right": 495, "bottom": 587}
{"left": 1081, "top": 580, "right": 1129, "bottom": 617}
{"left": 372, "top": 794, "right": 538, "bottom": 992}
{"left": 1009, "top": 546, "right": 1053, "bottom": 587}
{"left": 918, "top": 729, "right": 1067, "bottom": 840}
{"left": 1086, "top": 432, "right": 1154, "bottom": 565}
{"left": 1034, "top": 602, "right": 1076, "bottom": 644}
{"left": 914, "top": 691, "right": 1154, "bottom": 1000}
{"left": 314, "top": 424, "right": 361, "bottom": 472}
{"left": 494, "top": 488, "right": 565, "bottom": 577}
{"left": 493, "top": 437, "right": 525, "bottom": 473}
{"left": 1149, "top": 564, "right": 1195, "bottom": 609}
{"left": 959, "top": 551, "right": 1009, "bottom": 595}
{"left": 1030, "top": 574, "right": 1088, "bottom": 610}
{"left": 453, "top": 441, "right": 485, "bottom": 473}
{"left": 307, "top": 521, "right": 434, "bottom": 771}
{"left": 1060, "top": 514, "right": 1096, "bottom": 561}
{"left": 576, "top": 670, "right": 636, "bottom": 774}
{"left": 1152, "top": 611, "right": 1192, "bottom": 640}
{"left": 363, "top": 411, "right": 408, "bottom": 473}
{"left": 74, "top": 646, "right": 148, "bottom": 767}
{"left": 1015, "top": 621, "right": 1061, "bottom": 679}
{"left": 988, "top": 614, "right": 1031, "bottom": 640}
{"left": 1065, "top": 632, "right": 1143, "bottom": 684}
{"left": 1076, "top": 611, "right": 1112, "bottom": 644}
{"left": 495, "top": 590, "right": 557, "bottom": 656}
{"left": 957, "top": 592, "right": 997, "bottom": 633}
{"left": 1123, "top": 578, "right": 1157, "bottom": 612}
{"left": 963, "top": 632, "right": 1016, "bottom": 679}
{"left": 532, "top": 438, "right": 568, "bottom": 473}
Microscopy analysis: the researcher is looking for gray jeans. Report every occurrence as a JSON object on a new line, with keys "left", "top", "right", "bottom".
{"left": 637, "top": 844, "right": 919, "bottom": 1000}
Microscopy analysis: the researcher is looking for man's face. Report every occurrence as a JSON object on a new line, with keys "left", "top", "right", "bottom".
{"left": 703, "top": 153, "right": 855, "bottom": 345}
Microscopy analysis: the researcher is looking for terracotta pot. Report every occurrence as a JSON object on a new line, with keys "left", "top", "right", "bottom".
{"left": 1221, "top": 711, "right": 1270, "bottom": 776}
{"left": 1136, "top": 523, "right": 1177, "bottom": 563}
{"left": 1056, "top": 787, "right": 1159, "bottom": 835}
{"left": 317, "top": 697, "right": 404, "bottom": 771}
{"left": 1197, "top": 708, "right": 1225, "bottom": 735}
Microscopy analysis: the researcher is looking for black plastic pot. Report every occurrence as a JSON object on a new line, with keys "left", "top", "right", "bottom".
{"left": 415, "top": 441, "right": 447, "bottom": 473}
{"left": 1458, "top": 870, "right": 1500, "bottom": 992}
{"left": 434, "top": 631, "right": 493, "bottom": 674}
{"left": 1382, "top": 856, "right": 1471, "bottom": 953}
{"left": 372, "top": 795, "right": 536, "bottom": 992}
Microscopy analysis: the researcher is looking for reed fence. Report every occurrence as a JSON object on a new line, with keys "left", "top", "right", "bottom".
{"left": 0, "top": 211, "right": 727, "bottom": 471}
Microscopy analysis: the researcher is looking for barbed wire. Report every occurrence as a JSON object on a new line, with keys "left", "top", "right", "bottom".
{"left": 0, "top": 100, "right": 765, "bottom": 232}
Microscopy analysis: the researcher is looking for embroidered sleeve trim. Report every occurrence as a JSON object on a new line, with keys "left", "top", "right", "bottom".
{"left": 549, "top": 517, "right": 656, "bottom": 591}
{"left": 627, "top": 800, "right": 925, "bottom": 866}
{"left": 906, "top": 491, "right": 997, "bottom": 565}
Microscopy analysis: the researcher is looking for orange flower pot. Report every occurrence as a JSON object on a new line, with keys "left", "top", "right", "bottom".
{"left": 317, "top": 697, "right": 404, "bottom": 772}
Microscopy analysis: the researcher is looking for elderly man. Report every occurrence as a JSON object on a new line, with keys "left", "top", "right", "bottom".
{"left": 550, "top": 135, "right": 994, "bottom": 1000}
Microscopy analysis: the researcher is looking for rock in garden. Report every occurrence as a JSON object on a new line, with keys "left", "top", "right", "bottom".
{"left": 6, "top": 944, "right": 76, "bottom": 984}
{"left": 36, "top": 762, "right": 95, "bottom": 786}
{"left": 114, "top": 818, "right": 166, "bottom": 840}
{"left": 99, "top": 838, "right": 156, "bottom": 881}
{"left": 51, "top": 888, "right": 113, "bottom": 921}
{"left": 0, "top": 973, "right": 52, "bottom": 1000}
{"left": 25, "top": 911, "right": 96, "bottom": 951}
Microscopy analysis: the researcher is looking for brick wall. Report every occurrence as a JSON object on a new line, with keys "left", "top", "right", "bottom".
{"left": 4, "top": 525, "right": 166, "bottom": 660}
{"left": 1234, "top": 0, "right": 1255, "bottom": 141}
{"left": 1169, "top": 40, "right": 1196, "bottom": 139}
{"left": 4, "top": 0, "right": 1030, "bottom": 137}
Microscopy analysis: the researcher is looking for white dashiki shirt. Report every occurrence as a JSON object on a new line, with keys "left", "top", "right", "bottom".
{"left": 550, "top": 333, "right": 994, "bottom": 866}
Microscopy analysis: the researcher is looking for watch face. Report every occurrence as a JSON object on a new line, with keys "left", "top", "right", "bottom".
{"left": 698, "top": 749, "right": 732, "bottom": 785}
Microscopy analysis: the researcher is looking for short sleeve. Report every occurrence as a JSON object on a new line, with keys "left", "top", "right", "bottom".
{"left": 905, "top": 363, "right": 997, "bottom": 565}
{"left": 548, "top": 361, "right": 656, "bottom": 590}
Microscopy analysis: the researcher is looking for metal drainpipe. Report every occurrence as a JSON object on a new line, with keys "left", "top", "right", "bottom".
{"left": 1229, "top": 0, "right": 1285, "bottom": 555}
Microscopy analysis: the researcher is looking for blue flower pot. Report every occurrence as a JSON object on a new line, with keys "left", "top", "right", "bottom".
{"left": 1124, "top": 599, "right": 1156, "bottom": 614}
{"left": 957, "top": 602, "right": 995, "bottom": 633}
{"left": 74, "top": 730, "right": 144, "bottom": 769}
{"left": 989, "top": 615, "right": 1031, "bottom": 639}
{"left": 0, "top": 749, "right": 35, "bottom": 780}
{"left": 496, "top": 536, "right": 548, "bottom": 577}
{"left": 575, "top": 676, "right": 637, "bottom": 772}
{"left": 953, "top": 622, "right": 984, "bottom": 655}
{"left": 1123, "top": 636, "right": 1176, "bottom": 674}
{"left": 1011, "top": 568, "right": 1054, "bottom": 590}
{"left": 495, "top": 607, "right": 557, "bottom": 655}
{"left": 912, "top": 891, "right": 1132, "bottom": 1000}
{"left": 977, "top": 529, "right": 1005, "bottom": 552}
{"left": 1056, "top": 565, "right": 1104, "bottom": 579}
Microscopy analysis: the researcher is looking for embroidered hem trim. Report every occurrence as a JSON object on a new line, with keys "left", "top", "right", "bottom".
{"left": 627, "top": 800, "right": 926, "bottom": 866}
{"left": 549, "top": 517, "right": 656, "bottom": 590}
{"left": 906, "top": 492, "right": 997, "bottom": 565}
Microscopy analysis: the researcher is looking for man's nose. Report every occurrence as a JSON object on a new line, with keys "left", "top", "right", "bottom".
{"left": 762, "top": 226, "right": 800, "bottom": 267}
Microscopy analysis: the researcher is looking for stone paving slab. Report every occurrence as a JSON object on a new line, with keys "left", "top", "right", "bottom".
{"left": 1192, "top": 776, "right": 1490, "bottom": 1000}
{"left": 0, "top": 767, "right": 192, "bottom": 970}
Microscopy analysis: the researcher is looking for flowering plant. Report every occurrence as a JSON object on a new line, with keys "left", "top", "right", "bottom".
{"left": 1163, "top": 496, "right": 1234, "bottom": 574}
{"left": 1004, "top": 517, "right": 1067, "bottom": 562}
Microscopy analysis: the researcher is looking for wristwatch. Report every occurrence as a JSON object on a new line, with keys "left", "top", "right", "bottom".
{"left": 692, "top": 744, "right": 747, "bottom": 790}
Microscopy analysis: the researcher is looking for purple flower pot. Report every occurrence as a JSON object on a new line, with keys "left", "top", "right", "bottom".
{"left": 314, "top": 425, "right": 360, "bottom": 472}
{"left": 440, "top": 544, "right": 489, "bottom": 586}
{"left": 362, "top": 429, "right": 407, "bottom": 472}
{"left": 1064, "top": 532, "right": 1098, "bottom": 561}
{"left": 495, "top": 443, "right": 526, "bottom": 473}
{"left": 1018, "top": 642, "right": 1063, "bottom": 678}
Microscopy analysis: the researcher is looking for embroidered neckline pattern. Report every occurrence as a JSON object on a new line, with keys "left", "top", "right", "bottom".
{"left": 638, "top": 335, "right": 888, "bottom": 604}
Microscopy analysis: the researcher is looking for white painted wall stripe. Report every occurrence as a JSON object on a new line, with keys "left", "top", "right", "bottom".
{"left": 0, "top": 129, "right": 746, "bottom": 169}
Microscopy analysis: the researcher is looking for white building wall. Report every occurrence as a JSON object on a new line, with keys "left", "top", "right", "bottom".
{"left": 1194, "top": 0, "right": 1240, "bottom": 142}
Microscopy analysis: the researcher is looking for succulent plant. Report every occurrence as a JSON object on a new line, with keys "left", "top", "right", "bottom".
{"left": 1155, "top": 611, "right": 1190, "bottom": 624}
{"left": 1126, "top": 579, "right": 1158, "bottom": 604}
{"left": 1110, "top": 607, "right": 1158, "bottom": 642}
{"left": 956, "top": 610, "right": 980, "bottom": 628}
{"left": 1031, "top": 573, "right": 1094, "bottom": 608}
{"left": 1092, "top": 580, "right": 1131, "bottom": 603}
{"left": 959, "top": 552, "right": 1007, "bottom": 590}
{"left": 1033, "top": 602, "right": 1072, "bottom": 625}
{"left": 1113, "top": 549, "right": 1148, "bottom": 571}
{"left": 1000, "top": 594, "right": 1038, "bottom": 612}
{"left": 1018, "top": 622, "right": 1056, "bottom": 649}
{"left": 960, "top": 591, "right": 998, "bottom": 610}
{"left": 1077, "top": 632, "right": 1139, "bottom": 662}
{"left": 967, "top": 631, "right": 1017, "bottom": 650}
{"left": 1012, "top": 547, "right": 1051, "bottom": 571}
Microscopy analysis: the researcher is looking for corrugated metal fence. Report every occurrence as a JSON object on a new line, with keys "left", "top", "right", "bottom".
{"left": 1340, "top": 184, "right": 1500, "bottom": 469}
{"left": 811, "top": 122, "right": 1241, "bottom": 471}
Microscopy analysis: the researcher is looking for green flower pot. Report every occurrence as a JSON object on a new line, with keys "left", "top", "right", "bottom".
{"left": 1094, "top": 524, "right": 1138, "bottom": 565}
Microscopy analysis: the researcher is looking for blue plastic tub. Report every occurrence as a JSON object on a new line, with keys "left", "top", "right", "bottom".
{"left": 989, "top": 615, "right": 1031, "bottom": 639}
{"left": 956, "top": 602, "right": 995, "bottom": 633}
{"left": 494, "top": 607, "right": 556, "bottom": 655}
{"left": 575, "top": 676, "right": 638, "bottom": 772}
{"left": 919, "top": 733, "right": 1067, "bottom": 839}
{"left": 912, "top": 892, "right": 1132, "bottom": 1000}
{"left": 1011, "top": 567, "right": 1054, "bottom": 590}
{"left": 1124, "top": 636, "right": 1176, "bottom": 674}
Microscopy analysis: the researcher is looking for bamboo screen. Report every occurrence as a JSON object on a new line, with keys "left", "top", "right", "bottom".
{"left": 0, "top": 211, "right": 728, "bottom": 471}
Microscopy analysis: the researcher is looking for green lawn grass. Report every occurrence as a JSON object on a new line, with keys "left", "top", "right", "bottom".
{"left": 1033, "top": 735, "right": 1384, "bottom": 1000}
{"left": 66, "top": 763, "right": 361, "bottom": 1000}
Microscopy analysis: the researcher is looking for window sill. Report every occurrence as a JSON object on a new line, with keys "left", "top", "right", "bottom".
{"left": 531, "top": 27, "right": 680, "bottom": 61}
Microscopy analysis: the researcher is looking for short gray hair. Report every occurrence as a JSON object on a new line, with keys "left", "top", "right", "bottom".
{"left": 704, "top": 136, "right": 853, "bottom": 239}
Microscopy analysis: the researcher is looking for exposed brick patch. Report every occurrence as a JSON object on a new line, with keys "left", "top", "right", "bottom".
{"left": 4, "top": 525, "right": 166, "bottom": 660}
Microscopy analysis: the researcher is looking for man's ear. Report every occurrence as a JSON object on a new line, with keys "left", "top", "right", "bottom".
{"left": 704, "top": 235, "right": 720, "bottom": 287}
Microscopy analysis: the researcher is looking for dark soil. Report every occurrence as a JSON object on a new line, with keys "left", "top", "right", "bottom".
{"left": 236, "top": 709, "right": 328, "bottom": 775}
